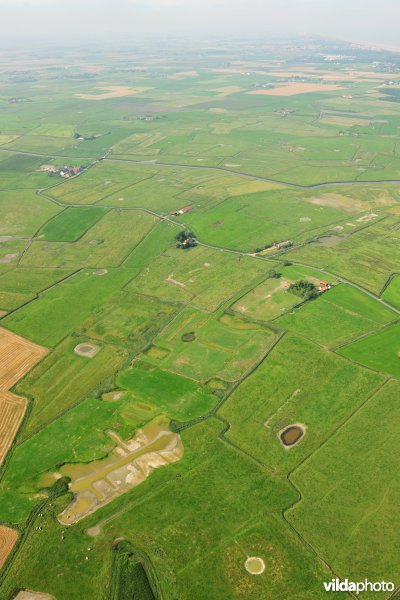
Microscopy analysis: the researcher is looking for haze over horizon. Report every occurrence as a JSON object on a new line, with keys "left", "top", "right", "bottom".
{"left": 0, "top": 0, "right": 400, "bottom": 51}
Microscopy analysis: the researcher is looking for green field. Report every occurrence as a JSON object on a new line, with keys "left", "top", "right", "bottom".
{"left": 338, "top": 322, "right": 400, "bottom": 378}
{"left": 39, "top": 207, "right": 109, "bottom": 241}
{"left": 288, "top": 380, "right": 400, "bottom": 599}
{"left": 277, "top": 283, "right": 397, "bottom": 347}
{"left": 117, "top": 361, "right": 217, "bottom": 420}
{"left": 143, "top": 307, "right": 277, "bottom": 381}
{"left": 382, "top": 274, "right": 400, "bottom": 308}
{"left": 1, "top": 38, "right": 400, "bottom": 600}
{"left": 220, "top": 334, "right": 383, "bottom": 473}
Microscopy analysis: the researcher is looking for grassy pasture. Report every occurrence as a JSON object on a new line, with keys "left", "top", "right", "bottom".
{"left": 338, "top": 322, "right": 400, "bottom": 378}
{"left": 220, "top": 334, "right": 383, "bottom": 474}
{"left": 144, "top": 307, "right": 276, "bottom": 382}
{"left": 17, "top": 336, "right": 129, "bottom": 439}
{"left": 180, "top": 187, "right": 354, "bottom": 252}
{"left": 0, "top": 390, "right": 147, "bottom": 523}
{"left": 22, "top": 209, "right": 157, "bottom": 269}
{"left": 0, "top": 267, "right": 73, "bottom": 311}
{"left": 277, "top": 284, "right": 397, "bottom": 347}
{"left": 288, "top": 380, "right": 400, "bottom": 599}
{"left": 284, "top": 216, "right": 400, "bottom": 294}
{"left": 39, "top": 206, "right": 109, "bottom": 241}
{"left": 0, "top": 154, "right": 53, "bottom": 189}
{"left": 2, "top": 268, "right": 134, "bottom": 346}
{"left": 230, "top": 264, "right": 327, "bottom": 322}
{"left": 128, "top": 245, "right": 269, "bottom": 311}
{"left": 78, "top": 290, "right": 179, "bottom": 350}
{"left": 382, "top": 275, "right": 400, "bottom": 308}
{"left": 0, "top": 420, "right": 339, "bottom": 600}
{"left": 3, "top": 48, "right": 400, "bottom": 600}
{"left": 117, "top": 361, "right": 217, "bottom": 420}
{"left": 47, "top": 162, "right": 155, "bottom": 205}
{"left": 0, "top": 189, "right": 60, "bottom": 237}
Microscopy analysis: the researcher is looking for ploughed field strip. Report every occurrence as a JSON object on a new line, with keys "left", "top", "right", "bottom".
{"left": 0, "top": 525, "right": 18, "bottom": 570}
{"left": 0, "top": 328, "right": 47, "bottom": 464}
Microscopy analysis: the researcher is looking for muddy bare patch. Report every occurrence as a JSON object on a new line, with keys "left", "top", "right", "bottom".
{"left": 102, "top": 390, "right": 127, "bottom": 402}
{"left": 74, "top": 343, "right": 100, "bottom": 358}
{"left": 13, "top": 592, "right": 54, "bottom": 600}
{"left": 93, "top": 268, "right": 108, "bottom": 276}
{"left": 245, "top": 557, "right": 265, "bottom": 575}
{"left": 279, "top": 423, "right": 306, "bottom": 448}
{"left": 0, "top": 253, "right": 19, "bottom": 264}
{"left": 315, "top": 234, "right": 345, "bottom": 248}
{"left": 58, "top": 416, "right": 183, "bottom": 524}
{"left": 182, "top": 332, "right": 196, "bottom": 342}
{"left": 86, "top": 525, "right": 101, "bottom": 538}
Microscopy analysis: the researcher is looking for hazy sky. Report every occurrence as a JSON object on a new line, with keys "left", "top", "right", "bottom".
{"left": 1, "top": 0, "right": 400, "bottom": 49}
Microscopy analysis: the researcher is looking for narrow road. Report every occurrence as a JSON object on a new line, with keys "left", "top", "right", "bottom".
{"left": 194, "top": 240, "right": 400, "bottom": 315}
{"left": 3, "top": 146, "right": 400, "bottom": 190}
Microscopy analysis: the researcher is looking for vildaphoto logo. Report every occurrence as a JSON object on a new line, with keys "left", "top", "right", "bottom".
{"left": 323, "top": 579, "right": 395, "bottom": 594}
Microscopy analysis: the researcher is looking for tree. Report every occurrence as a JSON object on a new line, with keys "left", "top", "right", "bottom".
{"left": 288, "top": 280, "right": 318, "bottom": 300}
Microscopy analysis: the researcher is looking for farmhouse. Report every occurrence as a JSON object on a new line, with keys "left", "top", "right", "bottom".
{"left": 60, "top": 166, "right": 83, "bottom": 178}
{"left": 273, "top": 240, "right": 293, "bottom": 250}
{"left": 171, "top": 205, "right": 193, "bottom": 216}
{"left": 319, "top": 280, "right": 332, "bottom": 292}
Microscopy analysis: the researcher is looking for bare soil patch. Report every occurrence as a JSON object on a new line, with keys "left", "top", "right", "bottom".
{"left": 86, "top": 525, "right": 101, "bottom": 538}
{"left": 168, "top": 70, "right": 198, "bottom": 80}
{"left": 357, "top": 213, "right": 378, "bottom": 223}
{"left": 0, "top": 525, "right": 18, "bottom": 569}
{"left": 248, "top": 83, "right": 342, "bottom": 96}
{"left": 102, "top": 390, "right": 127, "bottom": 402}
{"left": 166, "top": 274, "right": 186, "bottom": 289}
{"left": 13, "top": 592, "right": 54, "bottom": 600}
{"left": 76, "top": 86, "right": 138, "bottom": 100}
{"left": 0, "top": 253, "right": 19, "bottom": 264}
{"left": 245, "top": 556, "right": 265, "bottom": 575}
{"left": 309, "top": 194, "right": 366, "bottom": 213}
{"left": 146, "top": 345, "right": 170, "bottom": 360}
{"left": 93, "top": 268, "right": 108, "bottom": 276}
{"left": 74, "top": 343, "right": 100, "bottom": 359}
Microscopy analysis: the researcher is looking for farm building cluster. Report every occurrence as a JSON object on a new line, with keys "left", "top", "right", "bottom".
{"left": 38, "top": 164, "right": 84, "bottom": 178}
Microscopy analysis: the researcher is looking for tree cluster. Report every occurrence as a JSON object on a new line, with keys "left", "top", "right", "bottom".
{"left": 175, "top": 230, "right": 197, "bottom": 249}
{"left": 288, "top": 280, "right": 318, "bottom": 300}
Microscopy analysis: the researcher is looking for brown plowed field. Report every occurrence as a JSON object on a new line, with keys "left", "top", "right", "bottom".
{"left": 0, "top": 525, "right": 18, "bottom": 569}
{"left": 0, "top": 328, "right": 47, "bottom": 464}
